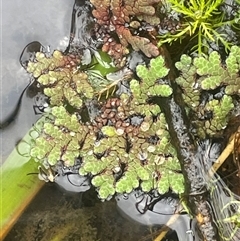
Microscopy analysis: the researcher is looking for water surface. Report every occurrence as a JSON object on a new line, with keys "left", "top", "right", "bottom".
{"left": 1, "top": 0, "right": 74, "bottom": 160}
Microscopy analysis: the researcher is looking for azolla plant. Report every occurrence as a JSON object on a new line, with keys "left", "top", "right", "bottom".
{"left": 27, "top": 44, "right": 240, "bottom": 200}
{"left": 27, "top": 50, "right": 94, "bottom": 108}
{"left": 175, "top": 45, "right": 240, "bottom": 137}
{"left": 28, "top": 51, "right": 184, "bottom": 199}
{"left": 90, "top": 0, "right": 161, "bottom": 66}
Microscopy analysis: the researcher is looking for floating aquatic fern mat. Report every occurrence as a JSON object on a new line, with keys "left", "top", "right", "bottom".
{"left": 3, "top": 0, "right": 240, "bottom": 240}
{"left": 21, "top": 45, "right": 240, "bottom": 240}
{"left": 25, "top": 45, "right": 240, "bottom": 199}
{"left": 27, "top": 52, "right": 183, "bottom": 198}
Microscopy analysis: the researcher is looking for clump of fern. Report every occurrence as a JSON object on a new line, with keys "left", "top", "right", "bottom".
{"left": 158, "top": 0, "right": 240, "bottom": 54}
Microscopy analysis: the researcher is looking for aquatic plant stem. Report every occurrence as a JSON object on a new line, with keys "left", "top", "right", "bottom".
{"left": 209, "top": 127, "right": 240, "bottom": 179}
{"left": 153, "top": 214, "right": 179, "bottom": 241}
{"left": 212, "top": 136, "right": 235, "bottom": 173}
{"left": 156, "top": 46, "right": 220, "bottom": 241}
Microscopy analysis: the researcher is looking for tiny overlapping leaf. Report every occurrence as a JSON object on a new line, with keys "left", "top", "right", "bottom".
{"left": 132, "top": 56, "right": 172, "bottom": 98}
{"left": 175, "top": 46, "right": 240, "bottom": 137}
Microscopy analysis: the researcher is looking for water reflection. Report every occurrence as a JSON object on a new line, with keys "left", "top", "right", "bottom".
{"left": 116, "top": 191, "right": 197, "bottom": 241}
{"left": 1, "top": 0, "right": 74, "bottom": 159}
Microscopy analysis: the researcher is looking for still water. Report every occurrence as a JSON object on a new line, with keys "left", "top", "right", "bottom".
{"left": 1, "top": 0, "right": 73, "bottom": 160}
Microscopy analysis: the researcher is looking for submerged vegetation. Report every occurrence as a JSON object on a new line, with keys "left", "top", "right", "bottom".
{"left": 6, "top": 0, "right": 240, "bottom": 240}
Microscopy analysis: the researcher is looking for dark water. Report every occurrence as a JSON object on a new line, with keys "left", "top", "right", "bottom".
{"left": 4, "top": 185, "right": 180, "bottom": 241}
